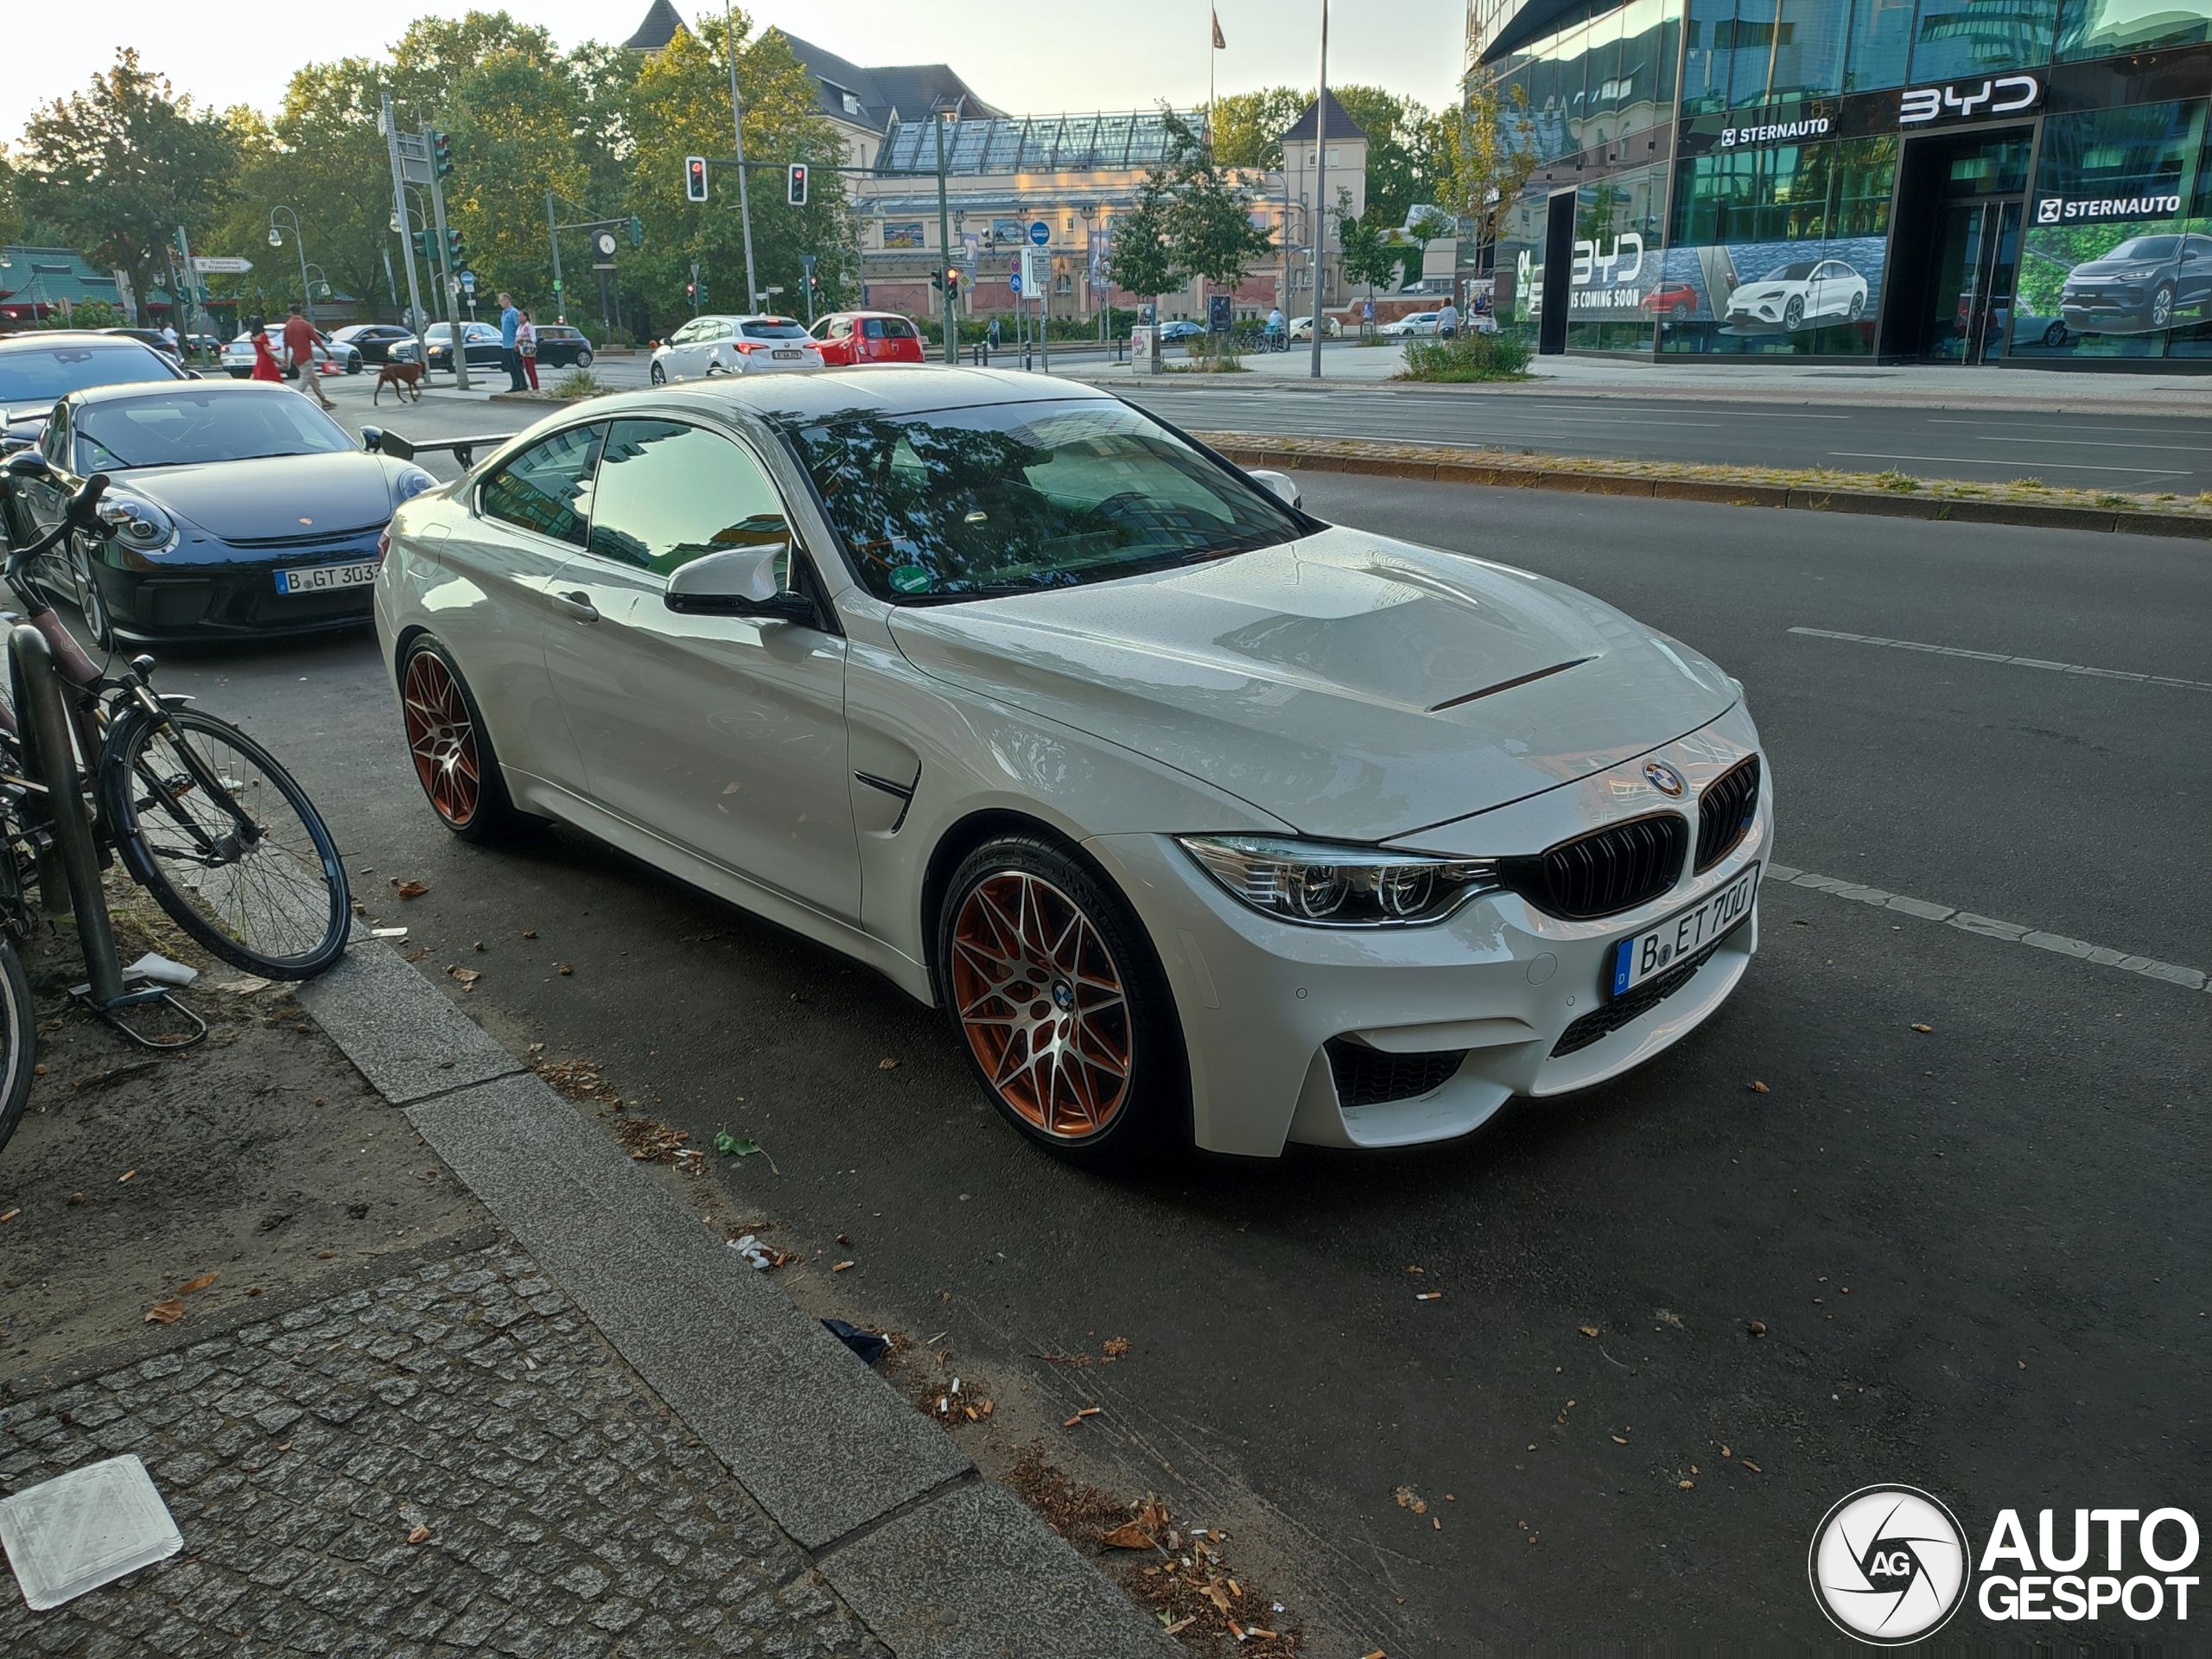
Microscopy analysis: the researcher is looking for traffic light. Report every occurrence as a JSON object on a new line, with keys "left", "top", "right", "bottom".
{"left": 443, "top": 228, "right": 465, "bottom": 269}
{"left": 628, "top": 215, "right": 644, "bottom": 249}
{"left": 930, "top": 270, "right": 944, "bottom": 294}
{"left": 410, "top": 228, "right": 431, "bottom": 262}
{"left": 945, "top": 269, "right": 962, "bottom": 302}
{"left": 432, "top": 130, "right": 454, "bottom": 179}
{"left": 786, "top": 163, "right": 808, "bottom": 207}
{"left": 684, "top": 156, "right": 709, "bottom": 203}
{"left": 693, "top": 279, "right": 708, "bottom": 308}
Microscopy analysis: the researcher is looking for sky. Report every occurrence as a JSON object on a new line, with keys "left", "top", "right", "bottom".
{"left": 7, "top": 0, "right": 1467, "bottom": 142}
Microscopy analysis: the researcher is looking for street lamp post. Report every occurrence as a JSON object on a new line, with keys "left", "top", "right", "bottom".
{"left": 1309, "top": 0, "right": 1329, "bottom": 380}
{"left": 268, "top": 207, "right": 315, "bottom": 326}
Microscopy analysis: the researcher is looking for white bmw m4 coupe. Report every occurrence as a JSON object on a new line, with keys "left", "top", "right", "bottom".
{"left": 375, "top": 369, "right": 1772, "bottom": 1162}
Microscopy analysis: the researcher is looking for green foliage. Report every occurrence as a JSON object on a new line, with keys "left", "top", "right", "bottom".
{"left": 1206, "top": 87, "right": 1310, "bottom": 170}
{"left": 1338, "top": 203, "right": 1408, "bottom": 295}
{"left": 1207, "top": 85, "right": 1440, "bottom": 232}
{"left": 1435, "top": 66, "right": 1537, "bottom": 257}
{"left": 15, "top": 49, "right": 241, "bottom": 321}
{"left": 552, "top": 367, "right": 605, "bottom": 397}
{"left": 1160, "top": 111, "right": 1274, "bottom": 296}
{"left": 1104, "top": 166, "right": 1176, "bottom": 305}
{"left": 1397, "top": 331, "right": 1533, "bottom": 382}
{"left": 40, "top": 300, "right": 125, "bottom": 330}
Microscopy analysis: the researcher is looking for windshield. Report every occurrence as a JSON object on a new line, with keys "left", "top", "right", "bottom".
{"left": 73, "top": 389, "right": 352, "bottom": 470}
{"left": 1768, "top": 262, "right": 1819, "bottom": 280}
{"left": 792, "top": 399, "right": 1304, "bottom": 603}
{"left": 742, "top": 320, "right": 810, "bottom": 340}
{"left": 2107, "top": 237, "right": 2177, "bottom": 260}
{"left": 0, "top": 341, "right": 177, "bottom": 404}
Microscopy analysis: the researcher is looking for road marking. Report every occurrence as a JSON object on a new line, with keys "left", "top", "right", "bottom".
{"left": 1911, "top": 434, "right": 2207, "bottom": 454}
{"left": 1788, "top": 626, "right": 2212, "bottom": 691}
{"left": 1763, "top": 865, "right": 2207, "bottom": 993}
{"left": 1925, "top": 419, "right": 2203, "bottom": 437}
{"left": 1826, "top": 450, "right": 2176, "bottom": 474}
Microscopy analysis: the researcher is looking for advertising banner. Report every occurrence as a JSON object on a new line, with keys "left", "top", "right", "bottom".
{"left": 882, "top": 221, "right": 927, "bottom": 251}
{"left": 1649, "top": 234, "right": 1888, "bottom": 335}
{"left": 2014, "top": 207, "right": 2209, "bottom": 346}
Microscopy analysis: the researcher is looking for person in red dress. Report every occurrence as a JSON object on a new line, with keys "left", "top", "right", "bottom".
{"left": 250, "top": 330, "right": 284, "bottom": 383}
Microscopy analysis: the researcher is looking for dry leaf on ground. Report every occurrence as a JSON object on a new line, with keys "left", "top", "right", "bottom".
{"left": 1103, "top": 1337, "right": 1130, "bottom": 1357}
{"left": 1750, "top": 1079, "right": 1770, "bottom": 1093}
{"left": 391, "top": 879, "right": 429, "bottom": 899}
{"left": 447, "top": 967, "right": 480, "bottom": 990}
{"left": 407, "top": 1524, "right": 432, "bottom": 1545}
{"left": 143, "top": 1299, "right": 186, "bottom": 1325}
{"left": 1579, "top": 1325, "right": 1599, "bottom": 1338}
{"left": 176, "top": 1271, "right": 219, "bottom": 1295}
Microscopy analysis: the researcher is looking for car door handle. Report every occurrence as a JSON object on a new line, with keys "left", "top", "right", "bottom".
{"left": 550, "top": 589, "right": 599, "bottom": 622}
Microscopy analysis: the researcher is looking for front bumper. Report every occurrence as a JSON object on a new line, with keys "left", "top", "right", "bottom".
{"left": 92, "top": 539, "right": 382, "bottom": 643}
{"left": 1086, "top": 709, "right": 1771, "bottom": 1157}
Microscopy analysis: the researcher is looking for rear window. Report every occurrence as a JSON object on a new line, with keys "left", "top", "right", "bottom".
{"left": 741, "top": 320, "right": 809, "bottom": 340}
{"left": 863, "top": 318, "right": 917, "bottom": 339}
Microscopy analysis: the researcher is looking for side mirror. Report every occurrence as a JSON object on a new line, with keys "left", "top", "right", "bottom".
{"left": 664, "top": 544, "right": 814, "bottom": 623}
{"left": 361, "top": 425, "right": 385, "bottom": 454}
{"left": 1248, "top": 468, "right": 1302, "bottom": 512}
{"left": 6, "top": 450, "right": 53, "bottom": 481}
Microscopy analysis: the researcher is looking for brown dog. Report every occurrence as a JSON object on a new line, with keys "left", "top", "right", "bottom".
{"left": 373, "top": 360, "right": 424, "bottom": 404}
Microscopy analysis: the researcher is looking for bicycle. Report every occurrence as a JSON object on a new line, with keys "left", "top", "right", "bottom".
{"left": 0, "top": 454, "right": 351, "bottom": 985}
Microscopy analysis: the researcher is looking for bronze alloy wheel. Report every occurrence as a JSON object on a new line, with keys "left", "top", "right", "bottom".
{"left": 949, "top": 870, "right": 1134, "bottom": 1140}
{"left": 403, "top": 649, "right": 482, "bottom": 828}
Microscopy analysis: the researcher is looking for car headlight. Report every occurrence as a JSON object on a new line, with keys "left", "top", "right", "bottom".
{"left": 1178, "top": 836, "right": 1501, "bottom": 926}
{"left": 97, "top": 496, "right": 176, "bottom": 552}
{"left": 393, "top": 466, "right": 438, "bottom": 503}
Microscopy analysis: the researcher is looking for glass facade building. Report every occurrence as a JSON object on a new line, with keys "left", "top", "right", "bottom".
{"left": 1478, "top": 0, "right": 2212, "bottom": 368}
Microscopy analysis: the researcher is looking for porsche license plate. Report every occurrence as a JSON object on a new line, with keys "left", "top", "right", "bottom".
{"left": 1607, "top": 864, "right": 1758, "bottom": 998}
{"left": 276, "top": 561, "right": 378, "bottom": 595}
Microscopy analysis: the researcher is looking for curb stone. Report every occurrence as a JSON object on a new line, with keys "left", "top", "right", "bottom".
{"left": 298, "top": 942, "right": 1178, "bottom": 1659}
{"left": 1201, "top": 435, "right": 2212, "bottom": 541}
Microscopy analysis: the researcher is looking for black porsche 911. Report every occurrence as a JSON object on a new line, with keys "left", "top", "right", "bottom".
{"left": 10, "top": 380, "right": 436, "bottom": 646}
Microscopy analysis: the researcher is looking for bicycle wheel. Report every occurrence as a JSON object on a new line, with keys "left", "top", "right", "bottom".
{"left": 0, "top": 938, "right": 31, "bottom": 1154}
{"left": 102, "top": 706, "right": 349, "bottom": 979}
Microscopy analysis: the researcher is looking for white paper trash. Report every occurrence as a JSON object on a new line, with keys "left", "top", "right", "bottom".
{"left": 0, "top": 1453, "right": 183, "bottom": 1611}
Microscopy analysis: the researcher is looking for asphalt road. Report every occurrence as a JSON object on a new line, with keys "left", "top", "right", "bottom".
{"left": 125, "top": 384, "right": 2208, "bottom": 1647}
{"left": 1119, "top": 385, "right": 2212, "bottom": 494}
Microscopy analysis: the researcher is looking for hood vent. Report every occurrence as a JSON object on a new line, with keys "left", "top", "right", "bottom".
{"left": 1428, "top": 657, "right": 1590, "bottom": 714}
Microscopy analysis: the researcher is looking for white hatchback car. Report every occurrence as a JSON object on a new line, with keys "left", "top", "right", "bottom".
{"left": 651, "top": 315, "right": 823, "bottom": 382}
{"left": 376, "top": 370, "right": 1770, "bottom": 1163}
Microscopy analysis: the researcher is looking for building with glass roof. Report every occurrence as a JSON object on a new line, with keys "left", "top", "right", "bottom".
{"left": 1469, "top": 0, "right": 2212, "bottom": 372}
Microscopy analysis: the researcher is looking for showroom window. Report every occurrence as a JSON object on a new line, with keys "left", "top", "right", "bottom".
{"left": 1567, "top": 164, "right": 1666, "bottom": 353}
{"left": 2056, "top": 0, "right": 2212, "bottom": 59}
{"left": 1907, "top": 0, "right": 2056, "bottom": 84}
{"left": 1841, "top": 0, "right": 1915, "bottom": 92}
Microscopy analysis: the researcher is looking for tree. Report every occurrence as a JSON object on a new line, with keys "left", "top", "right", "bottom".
{"left": 15, "top": 50, "right": 240, "bottom": 322}
{"left": 1338, "top": 205, "right": 1408, "bottom": 298}
{"left": 1433, "top": 65, "right": 1538, "bottom": 268}
{"left": 1104, "top": 167, "right": 1175, "bottom": 311}
{"left": 1332, "top": 86, "right": 1439, "bottom": 232}
{"left": 1206, "top": 86, "right": 1308, "bottom": 170}
{"left": 1161, "top": 112, "right": 1274, "bottom": 302}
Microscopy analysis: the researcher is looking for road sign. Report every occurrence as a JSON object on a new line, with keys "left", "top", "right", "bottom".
{"left": 1009, "top": 270, "right": 1022, "bottom": 296}
{"left": 461, "top": 270, "right": 476, "bottom": 293}
{"left": 192, "top": 256, "right": 252, "bottom": 275}
{"left": 394, "top": 132, "right": 433, "bottom": 187}
{"left": 1027, "top": 220, "right": 1050, "bottom": 246}
{"left": 1020, "top": 247, "right": 1050, "bottom": 297}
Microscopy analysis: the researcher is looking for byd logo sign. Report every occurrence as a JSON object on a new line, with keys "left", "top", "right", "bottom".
{"left": 1810, "top": 1487, "right": 2200, "bottom": 1644}
{"left": 1899, "top": 74, "right": 2041, "bottom": 126}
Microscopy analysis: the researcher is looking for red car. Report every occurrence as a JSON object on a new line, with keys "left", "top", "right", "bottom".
{"left": 809, "top": 310, "right": 925, "bottom": 366}
{"left": 1640, "top": 280, "right": 1701, "bottom": 318}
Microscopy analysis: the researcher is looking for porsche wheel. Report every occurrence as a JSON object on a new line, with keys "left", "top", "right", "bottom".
{"left": 938, "top": 836, "right": 1185, "bottom": 1163}
{"left": 72, "top": 540, "right": 117, "bottom": 653}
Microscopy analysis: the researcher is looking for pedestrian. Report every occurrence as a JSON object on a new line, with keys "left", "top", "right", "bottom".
{"left": 1436, "top": 297, "right": 1460, "bottom": 340}
{"left": 246, "top": 310, "right": 265, "bottom": 340}
{"left": 158, "top": 321, "right": 180, "bottom": 355}
{"left": 517, "top": 309, "right": 539, "bottom": 391}
{"left": 498, "top": 291, "right": 525, "bottom": 391}
{"left": 248, "top": 329, "right": 283, "bottom": 383}
{"left": 282, "top": 303, "right": 334, "bottom": 407}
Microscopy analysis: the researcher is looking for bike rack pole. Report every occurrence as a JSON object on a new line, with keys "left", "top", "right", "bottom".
{"left": 9, "top": 625, "right": 124, "bottom": 1006}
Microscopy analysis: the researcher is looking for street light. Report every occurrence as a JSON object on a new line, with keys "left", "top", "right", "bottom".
{"left": 268, "top": 206, "right": 316, "bottom": 326}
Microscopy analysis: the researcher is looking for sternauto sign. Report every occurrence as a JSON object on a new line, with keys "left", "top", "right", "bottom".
{"left": 2034, "top": 192, "right": 2183, "bottom": 226}
{"left": 1899, "top": 73, "right": 2041, "bottom": 126}
{"left": 1721, "top": 114, "right": 1831, "bottom": 148}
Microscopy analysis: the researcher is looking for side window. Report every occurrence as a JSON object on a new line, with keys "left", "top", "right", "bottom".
{"left": 480, "top": 424, "right": 604, "bottom": 548}
{"left": 587, "top": 418, "right": 791, "bottom": 580}
{"left": 861, "top": 319, "right": 886, "bottom": 339}
{"left": 830, "top": 318, "right": 855, "bottom": 339}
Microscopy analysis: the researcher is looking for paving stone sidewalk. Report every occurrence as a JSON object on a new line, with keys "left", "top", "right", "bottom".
{"left": 0, "top": 1242, "right": 884, "bottom": 1658}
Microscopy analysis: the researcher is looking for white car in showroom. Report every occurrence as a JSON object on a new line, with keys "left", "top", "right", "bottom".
{"left": 651, "top": 315, "right": 823, "bottom": 382}
{"left": 375, "top": 371, "right": 1770, "bottom": 1162}
{"left": 1724, "top": 257, "right": 1868, "bottom": 330}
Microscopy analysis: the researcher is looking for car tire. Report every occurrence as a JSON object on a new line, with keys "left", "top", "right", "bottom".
{"left": 1783, "top": 296, "right": 1805, "bottom": 329}
{"left": 346, "top": 359, "right": 362, "bottom": 374}
{"left": 575, "top": 349, "right": 593, "bottom": 369}
{"left": 2150, "top": 284, "right": 2173, "bottom": 329}
{"left": 1848, "top": 291, "right": 1866, "bottom": 321}
{"left": 1670, "top": 302, "right": 1688, "bottom": 320}
{"left": 650, "top": 360, "right": 667, "bottom": 385}
{"left": 2043, "top": 319, "right": 2071, "bottom": 347}
{"left": 70, "top": 539, "right": 118, "bottom": 652}
{"left": 227, "top": 367, "right": 249, "bottom": 378}
{"left": 936, "top": 834, "right": 1187, "bottom": 1166}
{"left": 398, "top": 637, "right": 531, "bottom": 843}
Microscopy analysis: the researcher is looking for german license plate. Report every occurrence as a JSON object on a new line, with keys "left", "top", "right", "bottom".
{"left": 275, "top": 561, "right": 378, "bottom": 595}
{"left": 772, "top": 349, "right": 803, "bottom": 359}
{"left": 1607, "top": 864, "right": 1758, "bottom": 998}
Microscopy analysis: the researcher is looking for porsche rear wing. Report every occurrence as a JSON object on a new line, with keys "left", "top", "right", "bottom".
{"left": 360, "top": 427, "right": 516, "bottom": 470}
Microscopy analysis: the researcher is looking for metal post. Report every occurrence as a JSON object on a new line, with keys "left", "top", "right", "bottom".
{"left": 422, "top": 125, "right": 471, "bottom": 391}
{"left": 1310, "top": 1, "right": 1329, "bottom": 380}
{"left": 933, "top": 110, "right": 957, "bottom": 365}
{"left": 384, "top": 98, "right": 428, "bottom": 356}
{"left": 173, "top": 225, "right": 200, "bottom": 337}
{"left": 9, "top": 627, "right": 124, "bottom": 1007}
{"left": 1039, "top": 252, "right": 1051, "bottom": 374}
{"left": 800, "top": 253, "right": 817, "bottom": 326}
{"left": 723, "top": 3, "right": 760, "bottom": 309}
{"left": 546, "top": 190, "right": 566, "bottom": 324}
{"left": 291, "top": 220, "right": 315, "bottom": 327}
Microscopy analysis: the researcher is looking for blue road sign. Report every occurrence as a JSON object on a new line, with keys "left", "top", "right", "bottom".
{"left": 1027, "top": 219, "right": 1050, "bottom": 246}
{"left": 1009, "top": 271, "right": 1022, "bottom": 295}
{"left": 460, "top": 270, "right": 476, "bottom": 293}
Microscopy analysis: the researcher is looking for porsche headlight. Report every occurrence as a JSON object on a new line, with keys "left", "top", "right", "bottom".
{"left": 1178, "top": 836, "right": 1501, "bottom": 926}
{"left": 394, "top": 466, "right": 438, "bottom": 503}
{"left": 97, "top": 496, "right": 175, "bottom": 552}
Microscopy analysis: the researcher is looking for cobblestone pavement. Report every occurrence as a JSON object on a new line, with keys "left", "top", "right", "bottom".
{"left": 0, "top": 1243, "right": 888, "bottom": 1657}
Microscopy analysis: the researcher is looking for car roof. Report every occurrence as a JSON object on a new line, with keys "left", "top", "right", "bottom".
{"left": 67, "top": 378, "right": 308, "bottom": 410}
{"left": 647, "top": 365, "right": 1110, "bottom": 429}
{"left": 0, "top": 330, "right": 168, "bottom": 356}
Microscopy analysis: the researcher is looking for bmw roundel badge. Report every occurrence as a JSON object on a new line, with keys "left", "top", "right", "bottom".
{"left": 1643, "top": 760, "right": 1686, "bottom": 797}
